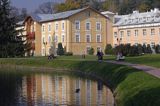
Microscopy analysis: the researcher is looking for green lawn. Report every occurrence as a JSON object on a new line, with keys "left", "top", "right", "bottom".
{"left": 125, "top": 54, "right": 160, "bottom": 68}
{"left": 0, "top": 57, "right": 160, "bottom": 106}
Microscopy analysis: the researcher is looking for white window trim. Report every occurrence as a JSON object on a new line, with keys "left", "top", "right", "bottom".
{"left": 120, "top": 31, "right": 124, "bottom": 37}
{"left": 55, "top": 22, "right": 58, "bottom": 32}
{"left": 114, "top": 32, "right": 117, "bottom": 37}
{"left": 42, "top": 24, "right": 45, "bottom": 33}
{"left": 34, "top": 22, "right": 36, "bottom": 31}
{"left": 151, "top": 29, "right": 155, "bottom": 35}
{"left": 135, "top": 30, "right": 138, "bottom": 36}
{"left": 127, "top": 30, "right": 131, "bottom": 36}
{"left": 86, "top": 34, "right": 91, "bottom": 43}
{"left": 61, "top": 34, "right": 65, "bottom": 43}
{"left": 75, "top": 33, "right": 80, "bottom": 43}
{"left": 62, "top": 21, "right": 65, "bottom": 31}
{"left": 48, "top": 23, "right": 51, "bottom": 32}
{"left": 48, "top": 35, "right": 51, "bottom": 44}
{"left": 96, "top": 22, "right": 101, "bottom": 31}
{"left": 75, "top": 20, "right": 80, "bottom": 30}
{"left": 96, "top": 34, "right": 101, "bottom": 43}
{"left": 143, "top": 29, "right": 147, "bottom": 36}
{"left": 54, "top": 35, "right": 58, "bottom": 43}
{"left": 86, "top": 22, "right": 91, "bottom": 31}
{"left": 42, "top": 36, "right": 45, "bottom": 44}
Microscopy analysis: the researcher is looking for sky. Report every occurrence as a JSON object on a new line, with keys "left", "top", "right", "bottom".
{"left": 11, "top": 0, "right": 64, "bottom": 12}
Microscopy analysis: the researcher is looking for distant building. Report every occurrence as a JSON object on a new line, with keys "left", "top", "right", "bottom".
{"left": 102, "top": 8, "right": 160, "bottom": 48}
{"left": 24, "top": 7, "right": 108, "bottom": 56}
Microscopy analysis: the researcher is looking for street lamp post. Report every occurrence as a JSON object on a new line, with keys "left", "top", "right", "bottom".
{"left": 43, "top": 41, "right": 47, "bottom": 56}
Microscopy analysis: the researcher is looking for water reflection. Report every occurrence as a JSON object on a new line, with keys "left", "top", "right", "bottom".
{"left": 0, "top": 73, "right": 114, "bottom": 106}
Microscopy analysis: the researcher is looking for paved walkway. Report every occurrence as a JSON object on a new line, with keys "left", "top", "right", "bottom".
{"left": 106, "top": 60, "right": 160, "bottom": 78}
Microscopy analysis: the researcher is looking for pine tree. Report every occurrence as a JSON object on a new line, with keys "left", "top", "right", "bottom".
{"left": 0, "top": 0, "right": 25, "bottom": 57}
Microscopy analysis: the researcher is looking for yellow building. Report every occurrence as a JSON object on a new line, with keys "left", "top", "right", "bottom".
{"left": 24, "top": 7, "right": 108, "bottom": 56}
{"left": 102, "top": 8, "right": 160, "bottom": 48}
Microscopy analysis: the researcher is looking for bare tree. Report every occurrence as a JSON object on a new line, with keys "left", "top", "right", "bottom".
{"left": 34, "top": 2, "right": 58, "bottom": 14}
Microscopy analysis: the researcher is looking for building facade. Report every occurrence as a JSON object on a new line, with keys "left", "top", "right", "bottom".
{"left": 102, "top": 8, "right": 160, "bottom": 48}
{"left": 24, "top": 7, "right": 108, "bottom": 56}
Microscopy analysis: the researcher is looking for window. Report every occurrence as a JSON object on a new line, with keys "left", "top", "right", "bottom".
{"left": 120, "top": 31, "right": 124, "bottom": 37}
{"left": 127, "top": 30, "right": 131, "bottom": 36}
{"left": 135, "top": 30, "right": 138, "bottom": 36}
{"left": 151, "top": 29, "right": 155, "bottom": 35}
{"left": 86, "top": 22, "right": 91, "bottom": 30}
{"left": 42, "top": 25, "right": 45, "bottom": 32}
{"left": 62, "top": 22, "right": 65, "bottom": 31}
{"left": 86, "top": 34, "right": 91, "bottom": 43}
{"left": 143, "top": 29, "right": 147, "bottom": 36}
{"left": 114, "top": 32, "right": 117, "bottom": 37}
{"left": 96, "top": 34, "right": 101, "bottom": 43}
{"left": 48, "top": 35, "right": 51, "bottom": 44}
{"left": 55, "top": 23, "right": 58, "bottom": 31}
{"left": 48, "top": 24, "right": 51, "bottom": 32}
{"left": 62, "top": 35, "right": 65, "bottom": 42}
{"left": 54, "top": 35, "right": 58, "bottom": 42}
{"left": 75, "top": 21, "right": 80, "bottom": 30}
{"left": 96, "top": 22, "right": 101, "bottom": 31}
{"left": 42, "top": 36, "right": 45, "bottom": 43}
{"left": 75, "top": 34, "right": 80, "bottom": 42}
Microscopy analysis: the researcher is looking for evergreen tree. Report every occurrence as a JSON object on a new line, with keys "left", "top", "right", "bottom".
{"left": 147, "top": 44, "right": 152, "bottom": 54}
{"left": 0, "top": 0, "right": 26, "bottom": 57}
{"left": 57, "top": 43, "right": 64, "bottom": 56}
{"left": 105, "top": 44, "right": 113, "bottom": 55}
{"left": 137, "top": 44, "right": 143, "bottom": 55}
{"left": 155, "top": 44, "right": 160, "bottom": 53}
{"left": 142, "top": 44, "right": 147, "bottom": 53}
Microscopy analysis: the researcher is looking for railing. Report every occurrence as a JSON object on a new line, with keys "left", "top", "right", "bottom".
{"left": 27, "top": 32, "right": 35, "bottom": 40}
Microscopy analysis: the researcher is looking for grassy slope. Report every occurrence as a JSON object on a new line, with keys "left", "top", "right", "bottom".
{"left": 125, "top": 54, "right": 160, "bottom": 68}
{"left": 0, "top": 58, "right": 160, "bottom": 106}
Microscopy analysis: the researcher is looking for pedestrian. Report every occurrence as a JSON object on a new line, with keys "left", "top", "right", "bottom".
{"left": 100, "top": 50, "right": 104, "bottom": 60}
{"left": 96, "top": 51, "right": 101, "bottom": 60}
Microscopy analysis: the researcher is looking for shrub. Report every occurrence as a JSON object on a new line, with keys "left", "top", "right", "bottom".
{"left": 65, "top": 52, "right": 73, "bottom": 56}
{"left": 88, "top": 47, "right": 94, "bottom": 55}
{"left": 142, "top": 44, "right": 147, "bottom": 53}
{"left": 57, "top": 43, "right": 64, "bottom": 56}
{"left": 129, "top": 45, "right": 138, "bottom": 56}
{"left": 137, "top": 44, "right": 143, "bottom": 55}
{"left": 155, "top": 45, "right": 160, "bottom": 53}
{"left": 105, "top": 44, "right": 113, "bottom": 55}
{"left": 147, "top": 44, "right": 152, "bottom": 54}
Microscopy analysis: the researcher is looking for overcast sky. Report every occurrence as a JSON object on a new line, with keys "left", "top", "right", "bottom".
{"left": 11, "top": 0, "right": 64, "bottom": 12}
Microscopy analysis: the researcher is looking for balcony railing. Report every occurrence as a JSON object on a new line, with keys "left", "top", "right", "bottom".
{"left": 27, "top": 32, "right": 35, "bottom": 40}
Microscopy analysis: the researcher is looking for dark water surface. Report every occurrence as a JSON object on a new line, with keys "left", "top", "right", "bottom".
{"left": 0, "top": 69, "right": 114, "bottom": 106}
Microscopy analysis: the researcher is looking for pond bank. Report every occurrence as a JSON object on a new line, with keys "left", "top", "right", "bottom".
{"left": 0, "top": 58, "right": 160, "bottom": 106}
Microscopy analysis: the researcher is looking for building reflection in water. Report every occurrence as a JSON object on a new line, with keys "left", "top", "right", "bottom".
{"left": 21, "top": 74, "right": 114, "bottom": 106}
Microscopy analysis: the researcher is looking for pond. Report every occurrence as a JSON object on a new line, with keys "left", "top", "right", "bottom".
{"left": 0, "top": 69, "right": 114, "bottom": 106}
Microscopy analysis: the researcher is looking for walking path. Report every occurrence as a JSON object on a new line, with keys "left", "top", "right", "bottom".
{"left": 106, "top": 60, "right": 160, "bottom": 78}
